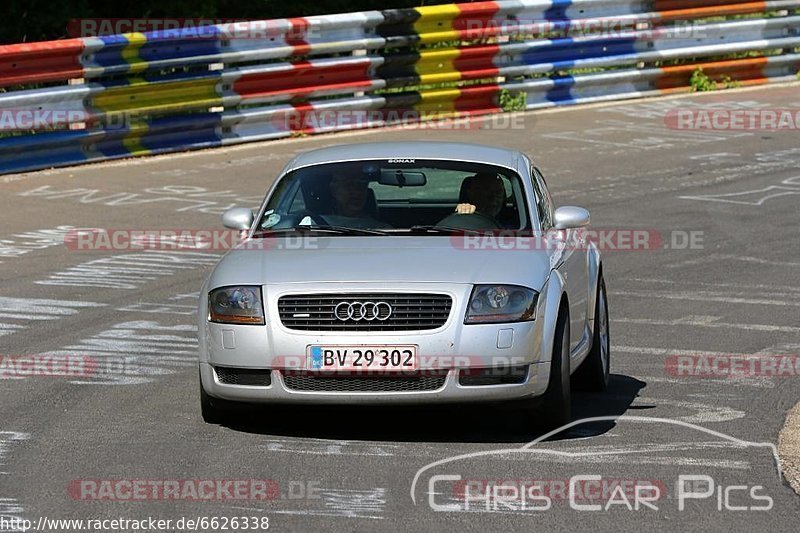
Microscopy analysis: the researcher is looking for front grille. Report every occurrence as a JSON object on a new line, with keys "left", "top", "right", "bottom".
{"left": 282, "top": 371, "right": 448, "bottom": 392}
{"left": 278, "top": 293, "right": 453, "bottom": 331}
{"left": 215, "top": 367, "right": 272, "bottom": 386}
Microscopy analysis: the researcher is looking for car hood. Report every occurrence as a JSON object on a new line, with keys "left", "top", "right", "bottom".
{"left": 207, "top": 236, "right": 553, "bottom": 289}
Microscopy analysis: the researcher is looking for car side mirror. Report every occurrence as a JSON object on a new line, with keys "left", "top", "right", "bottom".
{"left": 222, "top": 207, "right": 255, "bottom": 230}
{"left": 553, "top": 206, "right": 590, "bottom": 230}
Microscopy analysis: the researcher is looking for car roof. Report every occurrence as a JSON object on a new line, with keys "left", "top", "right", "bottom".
{"left": 285, "top": 141, "right": 525, "bottom": 171}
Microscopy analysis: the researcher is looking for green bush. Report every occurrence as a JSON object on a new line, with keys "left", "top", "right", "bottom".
{"left": 690, "top": 68, "right": 717, "bottom": 91}
{"left": 498, "top": 88, "right": 526, "bottom": 112}
{"left": 690, "top": 68, "right": 742, "bottom": 92}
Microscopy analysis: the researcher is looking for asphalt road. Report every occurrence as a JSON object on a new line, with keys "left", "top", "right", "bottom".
{"left": 1, "top": 83, "right": 799, "bottom": 532}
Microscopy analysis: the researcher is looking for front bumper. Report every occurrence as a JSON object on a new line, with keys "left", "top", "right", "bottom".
{"left": 199, "top": 361, "right": 549, "bottom": 405}
{"left": 198, "top": 282, "right": 551, "bottom": 405}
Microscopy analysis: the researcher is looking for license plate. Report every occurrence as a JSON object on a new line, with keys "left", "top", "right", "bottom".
{"left": 307, "top": 345, "right": 418, "bottom": 371}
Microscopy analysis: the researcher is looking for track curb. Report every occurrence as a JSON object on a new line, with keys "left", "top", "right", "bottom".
{"left": 778, "top": 401, "right": 800, "bottom": 496}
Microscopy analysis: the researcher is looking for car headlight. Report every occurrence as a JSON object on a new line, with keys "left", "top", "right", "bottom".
{"left": 208, "top": 286, "right": 265, "bottom": 325}
{"left": 465, "top": 285, "right": 538, "bottom": 324}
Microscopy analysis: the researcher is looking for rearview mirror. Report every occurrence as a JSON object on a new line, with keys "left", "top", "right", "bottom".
{"left": 222, "top": 207, "right": 254, "bottom": 230}
{"left": 378, "top": 169, "right": 427, "bottom": 187}
{"left": 553, "top": 206, "right": 590, "bottom": 230}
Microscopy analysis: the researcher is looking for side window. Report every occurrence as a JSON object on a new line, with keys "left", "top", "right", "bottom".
{"left": 536, "top": 168, "right": 555, "bottom": 227}
{"left": 530, "top": 166, "right": 554, "bottom": 230}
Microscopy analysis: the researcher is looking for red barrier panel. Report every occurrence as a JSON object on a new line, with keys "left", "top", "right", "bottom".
{"left": 233, "top": 59, "right": 375, "bottom": 100}
{"left": 0, "top": 39, "right": 86, "bottom": 87}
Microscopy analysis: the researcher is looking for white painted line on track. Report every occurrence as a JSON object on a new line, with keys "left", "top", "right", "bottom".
{"left": 615, "top": 346, "right": 786, "bottom": 357}
{"left": 34, "top": 250, "right": 219, "bottom": 289}
{"left": 479, "top": 452, "right": 751, "bottom": 470}
{"left": 613, "top": 290, "right": 800, "bottom": 307}
{"left": 662, "top": 253, "right": 800, "bottom": 269}
{"left": 0, "top": 297, "right": 104, "bottom": 339}
{"left": 680, "top": 186, "right": 800, "bottom": 206}
{"left": 0, "top": 432, "right": 29, "bottom": 532}
{"left": 626, "top": 278, "right": 800, "bottom": 293}
{"left": 0, "top": 226, "right": 78, "bottom": 264}
{"left": 616, "top": 316, "right": 800, "bottom": 333}
{"left": 232, "top": 488, "right": 386, "bottom": 520}
{"left": 40, "top": 320, "right": 198, "bottom": 385}
{"left": 633, "top": 375, "right": 774, "bottom": 389}
{"left": 258, "top": 439, "right": 399, "bottom": 457}
{"left": 17, "top": 184, "right": 264, "bottom": 216}
{"left": 624, "top": 397, "right": 745, "bottom": 424}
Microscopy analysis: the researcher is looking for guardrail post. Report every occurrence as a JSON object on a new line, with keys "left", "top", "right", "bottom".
{"left": 209, "top": 62, "right": 225, "bottom": 113}
{"left": 353, "top": 49, "right": 368, "bottom": 97}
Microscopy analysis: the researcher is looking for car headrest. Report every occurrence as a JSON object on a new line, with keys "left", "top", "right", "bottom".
{"left": 458, "top": 175, "right": 478, "bottom": 203}
{"left": 459, "top": 173, "right": 507, "bottom": 205}
{"left": 364, "top": 187, "right": 378, "bottom": 217}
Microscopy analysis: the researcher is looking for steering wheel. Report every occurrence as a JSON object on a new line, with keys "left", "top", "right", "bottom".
{"left": 465, "top": 212, "right": 502, "bottom": 228}
{"left": 437, "top": 212, "right": 502, "bottom": 231}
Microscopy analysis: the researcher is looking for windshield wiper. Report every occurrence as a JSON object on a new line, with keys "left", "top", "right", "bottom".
{"left": 254, "top": 225, "right": 389, "bottom": 237}
{"left": 407, "top": 225, "right": 484, "bottom": 235}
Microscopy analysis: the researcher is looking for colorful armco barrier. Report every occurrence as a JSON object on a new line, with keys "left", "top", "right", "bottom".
{"left": 1, "top": 0, "right": 799, "bottom": 174}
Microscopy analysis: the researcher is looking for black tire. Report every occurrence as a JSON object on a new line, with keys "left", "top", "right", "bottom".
{"left": 516, "top": 308, "right": 571, "bottom": 431}
{"left": 200, "top": 370, "right": 225, "bottom": 424}
{"left": 539, "top": 309, "right": 572, "bottom": 430}
{"left": 573, "top": 274, "right": 610, "bottom": 392}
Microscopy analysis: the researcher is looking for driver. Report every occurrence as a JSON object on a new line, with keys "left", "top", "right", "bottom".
{"left": 326, "top": 170, "right": 392, "bottom": 228}
{"left": 454, "top": 172, "right": 506, "bottom": 219}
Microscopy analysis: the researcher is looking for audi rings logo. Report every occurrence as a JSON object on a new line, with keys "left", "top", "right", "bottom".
{"left": 334, "top": 301, "right": 393, "bottom": 321}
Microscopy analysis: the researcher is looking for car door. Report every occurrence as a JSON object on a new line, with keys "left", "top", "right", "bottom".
{"left": 532, "top": 166, "right": 589, "bottom": 352}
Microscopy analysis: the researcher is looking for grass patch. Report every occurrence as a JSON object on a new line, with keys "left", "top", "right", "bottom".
{"left": 690, "top": 68, "right": 742, "bottom": 92}
{"left": 498, "top": 88, "right": 526, "bottom": 111}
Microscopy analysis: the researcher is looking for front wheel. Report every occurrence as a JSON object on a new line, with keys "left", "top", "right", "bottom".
{"left": 516, "top": 309, "right": 572, "bottom": 431}
{"left": 573, "top": 274, "right": 610, "bottom": 391}
{"left": 539, "top": 310, "right": 572, "bottom": 429}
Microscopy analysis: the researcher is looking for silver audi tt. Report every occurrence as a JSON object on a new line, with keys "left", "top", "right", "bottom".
{"left": 198, "top": 141, "right": 610, "bottom": 428}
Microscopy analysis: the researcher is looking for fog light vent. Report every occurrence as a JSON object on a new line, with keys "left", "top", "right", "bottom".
{"left": 459, "top": 365, "right": 528, "bottom": 386}
{"left": 215, "top": 367, "right": 272, "bottom": 386}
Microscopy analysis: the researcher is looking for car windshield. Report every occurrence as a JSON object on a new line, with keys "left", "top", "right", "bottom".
{"left": 256, "top": 159, "right": 532, "bottom": 235}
